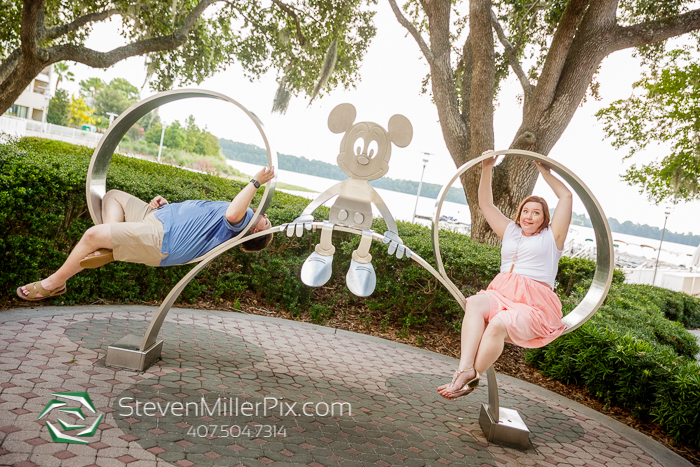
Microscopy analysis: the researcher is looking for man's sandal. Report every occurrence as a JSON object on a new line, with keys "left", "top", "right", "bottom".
{"left": 443, "top": 368, "right": 480, "bottom": 399}
{"left": 79, "top": 249, "right": 114, "bottom": 269}
{"left": 17, "top": 281, "right": 67, "bottom": 302}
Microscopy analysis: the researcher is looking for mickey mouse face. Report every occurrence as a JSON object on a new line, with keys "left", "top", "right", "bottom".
{"left": 328, "top": 104, "right": 413, "bottom": 181}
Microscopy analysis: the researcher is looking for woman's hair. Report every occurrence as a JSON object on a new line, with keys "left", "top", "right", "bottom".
{"left": 241, "top": 209, "right": 274, "bottom": 253}
{"left": 514, "top": 196, "right": 550, "bottom": 234}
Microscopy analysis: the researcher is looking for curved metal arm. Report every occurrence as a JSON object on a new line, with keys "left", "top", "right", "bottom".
{"left": 139, "top": 222, "right": 466, "bottom": 350}
{"left": 299, "top": 183, "right": 342, "bottom": 217}
{"left": 431, "top": 149, "right": 614, "bottom": 334}
{"left": 370, "top": 189, "right": 399, "bottom": 235}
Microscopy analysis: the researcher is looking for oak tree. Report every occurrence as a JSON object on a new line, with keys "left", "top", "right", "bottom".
{"left": 389, "top": 0, "right": 700, "bottom": 243}
{"left": 597, "top": 48, "right": 700, "bottom": 204}
{"left": 0, "top": 0, "right": 376, "bottom": 117}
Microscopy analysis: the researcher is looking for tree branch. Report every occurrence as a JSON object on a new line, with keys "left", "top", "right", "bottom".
{"left": 528, "top": 0, "right": 589, "bottom": 117}
{"left": 0, "top": 49, "right": 22, "bottom": 84}
{"left": 610, "top": 8, "right": 700, "bottom": 52}
{"left": 490, "top": 9, "right": 532, "bottom": 100}
{"left": 46, "top": 0, "right": 218, "bottom": 68}
{"left": 270, "top": 0, "right": 306, "bottom": 46}
{"left": 41, "top": 9, "right": 120, "bottom": 42}
{"left": 386, "top": 0, "right": 434, "bottom": 64}
{"left": 20, "top": 0, "right": 45, "bottom": 60}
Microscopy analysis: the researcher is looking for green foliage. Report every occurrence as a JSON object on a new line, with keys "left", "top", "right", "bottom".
{"left": 0, "top": 1, "right": 377, "bottom": 114}
{"left": 47, "top": 89, "right": 70, "bottom": 126}
{"left": 527, "top": 282, "right": 700, "bottom": 447}
{"left": 219, "top": 138, "right": 468, "bottom": 204}
{"left": 309, "top": 304, "right": 333, "bottom": 324}
{"left": 555, "top": 256, "right": 625, "bottom": 297}
{"left": 597, "top": 49, "right": 700, "bottom": 203}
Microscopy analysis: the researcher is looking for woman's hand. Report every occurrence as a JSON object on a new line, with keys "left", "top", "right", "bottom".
{"left": 534, "top": 160, "right": 551, "bottom": 175}
{"left": 481, "top": 150, "right": 498, "bottom": 170}
{"left": 149, "top": 195, "right": 168, "bottom": 209}
{"left": 253, "top": 166, "right": 275, "bottom": 185}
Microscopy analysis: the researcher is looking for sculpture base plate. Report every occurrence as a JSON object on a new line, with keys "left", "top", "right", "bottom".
{"left": 479, "top": 404, "right": 531, "bottom": 449}
{"left": 105, "top": 334, "right": 163, "bottom": 372}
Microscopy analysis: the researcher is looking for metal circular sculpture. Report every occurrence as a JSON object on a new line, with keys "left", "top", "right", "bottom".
{"left": 431, "top": 150, "right": 614, "bottom": 448}
{"left": 85, "top": 89, "right": 278, "bottom": 364}
{"left": 85, "top": 88, "right": 278, "bottom": 257}
{"left": 432, "top": 150, "right": 614, "bottom": 334}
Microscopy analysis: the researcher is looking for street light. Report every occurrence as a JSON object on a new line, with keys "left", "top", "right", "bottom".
{"left": 157, "top": 123, "right": 167, "bottom": 163}
{"left": 652, "top": 206, "right": 672, "bottom": 286}
{"left": 412, "top": 152, "right": 432, "bottom": 223}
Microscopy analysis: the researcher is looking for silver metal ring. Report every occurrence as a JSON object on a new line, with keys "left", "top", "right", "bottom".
{"left": 85, "top": 89, "right": 278, "bottom": 243}
{"left": 432, "top": 150, "right": 614, "bottom": 333}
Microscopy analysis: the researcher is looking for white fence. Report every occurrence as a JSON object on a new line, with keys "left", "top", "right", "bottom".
{"left": 1, "top": 116, "right": 103, "bottom": 147}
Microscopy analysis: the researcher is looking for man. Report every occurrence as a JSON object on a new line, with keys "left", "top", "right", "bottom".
{"left": 17, "top": 167, "right": 275, "bottom": 301}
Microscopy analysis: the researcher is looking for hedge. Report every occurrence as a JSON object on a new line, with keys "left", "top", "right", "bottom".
{"left": 2, "top": 137, "right": 700, "bottom": 447}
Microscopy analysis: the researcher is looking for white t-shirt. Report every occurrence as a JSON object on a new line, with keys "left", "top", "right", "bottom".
{"left": 500, "top": 221, "right": 563, "bottom": 288}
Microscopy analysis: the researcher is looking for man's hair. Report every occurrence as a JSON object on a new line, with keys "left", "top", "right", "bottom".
{"left": 513, "top": 195, "right": 550, "bottom": 234}
{"left": 241, "top": 209, "right": 274, "bottom": 252}
{"left": 241, "top": 232, "right": 274, "bottom": 252}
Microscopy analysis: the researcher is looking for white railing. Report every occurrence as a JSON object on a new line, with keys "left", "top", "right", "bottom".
{"left": 25, "top": 120, "right": 103, "bottom": 144}
{"left": 0, "top": 116, "right": 28, "bottom": 136}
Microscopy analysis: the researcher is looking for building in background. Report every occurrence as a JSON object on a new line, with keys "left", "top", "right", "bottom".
{"left": 4, "top": 65, "right": 57, "bottom": 122}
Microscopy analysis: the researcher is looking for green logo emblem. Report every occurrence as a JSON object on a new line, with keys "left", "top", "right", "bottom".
{"left": 38, "top": 392, "right": 104, "bottom": 444}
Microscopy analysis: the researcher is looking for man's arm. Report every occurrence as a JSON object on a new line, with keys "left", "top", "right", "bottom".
{"left": 225, "top": 167, "right": 275, "bottom": 224}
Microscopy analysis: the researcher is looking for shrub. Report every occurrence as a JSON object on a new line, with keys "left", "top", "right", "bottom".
{"left": 527, "top": 283, "right": 700, "bottom": 447}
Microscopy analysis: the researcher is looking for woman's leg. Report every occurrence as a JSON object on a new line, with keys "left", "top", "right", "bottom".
{"left": 19, "top": 224, "right": 114, "bottom": 297}
{"left": 437, "top": 294, "right": 491, "bottom": 395}
{"left": 473, "top": 316, "right": 510, "bottom": 375}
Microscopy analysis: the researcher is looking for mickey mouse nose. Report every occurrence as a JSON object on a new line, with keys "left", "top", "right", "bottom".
{"left": 357, "top": 156, "right": 370, "bottom": 165}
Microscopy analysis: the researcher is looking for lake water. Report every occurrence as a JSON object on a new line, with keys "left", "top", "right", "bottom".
{"left": 228, "top": 159, "right": 698, "bottom": 267}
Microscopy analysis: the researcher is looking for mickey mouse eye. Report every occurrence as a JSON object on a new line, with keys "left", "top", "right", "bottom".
{"left": 367, "top": 140, "right": 378, "bottom": 159}
{"left": 354, "top": 137, "right": 364, "bottom": 156}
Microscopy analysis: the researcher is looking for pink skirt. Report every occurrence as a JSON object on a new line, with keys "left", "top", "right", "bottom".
{"left": 477, "top": 273, "right": 566, "bottom": 348}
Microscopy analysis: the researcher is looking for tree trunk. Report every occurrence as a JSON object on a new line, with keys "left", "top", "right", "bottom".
{"left": 0, "top": 57, "right": 47, "bottom": 115}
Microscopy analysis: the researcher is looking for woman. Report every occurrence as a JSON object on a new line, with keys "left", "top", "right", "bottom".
{"left": 437, "top": 154, "right": 572, "bottom": 399}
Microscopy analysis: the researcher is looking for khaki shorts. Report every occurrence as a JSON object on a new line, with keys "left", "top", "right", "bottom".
{"left": 110, "top": 195, "right": 168, "bottom": 267}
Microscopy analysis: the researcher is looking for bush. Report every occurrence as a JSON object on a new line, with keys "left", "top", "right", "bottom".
{"left": 527, "top": 283, "right": 700, "bottom": 447}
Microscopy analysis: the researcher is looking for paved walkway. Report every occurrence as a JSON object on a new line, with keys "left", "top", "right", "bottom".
{"left": 0, "top": 305, "right": 692, "bottom": 467}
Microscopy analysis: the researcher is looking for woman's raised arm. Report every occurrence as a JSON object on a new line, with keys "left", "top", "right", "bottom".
{"left": 534, "top": 161, "right": 572, "bottom": 250}
{"left": 479, "top": 154, "right": 511, "bottom": 239}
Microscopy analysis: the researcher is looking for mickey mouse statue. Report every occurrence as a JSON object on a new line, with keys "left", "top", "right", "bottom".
{"left": 286, "top": 103, "right": 413, "bottom": 297}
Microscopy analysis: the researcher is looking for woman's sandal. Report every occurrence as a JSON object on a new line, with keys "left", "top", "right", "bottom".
{"left": 443, "top": 368, "right": 480, "bottom": 399}
{"left": 79, "top": 249, "right": 114, "bottom": 269}
{"left": 17, "top": 281, "right": 67, "bottom": 301}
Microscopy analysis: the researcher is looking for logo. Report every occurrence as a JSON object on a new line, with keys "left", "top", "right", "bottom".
{"left": 38, "top": 392, "right": 104, "bottom": 444}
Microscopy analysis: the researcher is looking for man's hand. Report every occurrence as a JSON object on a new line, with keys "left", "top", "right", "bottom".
{"left": 149, "top": 196, "right": 168, "bottom": 209}
{"left": 253, "top": 167, "right": 275, "bottom": 185}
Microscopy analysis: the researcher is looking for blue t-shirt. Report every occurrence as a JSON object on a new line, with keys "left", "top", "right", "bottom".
{"left": 153, "top": 201, "right": 253, "bottom": 267}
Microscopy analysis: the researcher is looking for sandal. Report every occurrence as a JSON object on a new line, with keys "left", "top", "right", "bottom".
{"left": 442, "top": 368, "right": 480, "bottom": 399}
{"left": 79, "top": 249, "right": 114, "bottom": 269}
{"left": 17, "top": 281, "right": 67, "bottom": 302}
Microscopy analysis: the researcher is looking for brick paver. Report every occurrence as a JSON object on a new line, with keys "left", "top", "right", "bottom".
{"left": 0, "top": 307, "right": 682, "bottom": 466}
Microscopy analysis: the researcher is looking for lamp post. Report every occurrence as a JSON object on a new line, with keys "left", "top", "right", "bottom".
{"left": 157, "top": 123, "right": 166, "bottom": 163}
{"left": 412, "top": 153, "right": 431, "bottom": 223}
{"left": 652, "top": 206, "right": 672, "bottom": 286}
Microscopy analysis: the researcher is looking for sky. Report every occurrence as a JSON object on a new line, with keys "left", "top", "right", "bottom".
{"left": 60, "top": 2, "right": 700, "bottom": 236}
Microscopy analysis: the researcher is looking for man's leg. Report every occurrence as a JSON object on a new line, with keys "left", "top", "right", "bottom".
{"left": 102, "top": 190, "right": 133, "bottom": 223}
{"left": 19, "top": 224, "right": 114, "bottom": 298}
